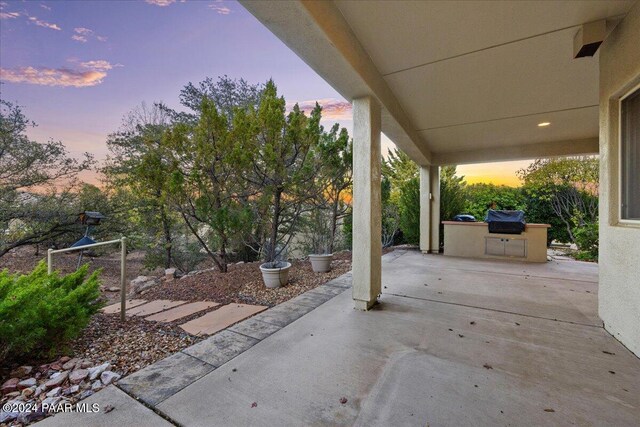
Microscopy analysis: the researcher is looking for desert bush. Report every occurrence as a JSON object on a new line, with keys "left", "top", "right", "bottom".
{"left": 574, "top": 221, "right": 599, "bottom": 261}
{"left": 0, "top": 262, "right": 102, "bottom": 364}
{"left": 342, "top": 209, "right": 353, "bottom": 249}
{"left": 398, "top": 177, "right": 420, "bottom": 245}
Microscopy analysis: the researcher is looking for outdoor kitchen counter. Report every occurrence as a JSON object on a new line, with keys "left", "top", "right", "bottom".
{"left": 442, "top": 221, "right": 550, "bottom": 263}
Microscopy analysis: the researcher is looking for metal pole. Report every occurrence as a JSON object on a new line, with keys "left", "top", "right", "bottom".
{"left": 76, "top": 251, "right": 84, "bottom": 270}
{"left": 120, "top": 237, "right": 127, "bottom": 323}
{"left": 47, "top": 249, "right": 53, "bottom": 274}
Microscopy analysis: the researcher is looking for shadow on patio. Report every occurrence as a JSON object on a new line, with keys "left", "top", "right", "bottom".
{"left": 39, "top": 250, "right": 639, "bottom": 427}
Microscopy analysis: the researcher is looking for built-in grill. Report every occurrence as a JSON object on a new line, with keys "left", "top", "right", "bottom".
{"left": 486, "top": 210, "right": 526, "bottom": 234}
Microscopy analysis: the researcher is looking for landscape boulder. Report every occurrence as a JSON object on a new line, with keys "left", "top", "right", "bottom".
{"left": 63, "top": 385, "right": 80, "bottom": 396}
{"left": 44, "top": 371, "right": 68, "bottom": 389}
{"left": 130, "top": 276, "right": 158, "bottom": 294}
{"left": 88, "top": 363, "right": 111, "bottom": 381}
{"left": 69, "top": 369, "right": 89, "bottom": 384}
{"left": 1, "top": 378, "right": 20, "bottom": 394}
{"left": 46, "top": 387, "right": 62, "bottom": 398}
{"left": 100, "top": 371, "right": 121, "bottom": 385}
{"left": 10, "top": 366, "right": 33, "bottom": 378}
{"left": 17, "top": 378, "right": 36, "bottom": 390}
{"left": 62, "top": 358, "right": 79, "bottom": 370}
{"left": 0, "top": 411, "right": 18, "bottom": 423}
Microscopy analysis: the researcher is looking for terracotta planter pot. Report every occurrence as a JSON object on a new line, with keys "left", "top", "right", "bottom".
{"left": 308, "top": 254, "right": 333, "bottom": 273}
{"left": 259, "top": 262, "right": 292, "bottom": 288}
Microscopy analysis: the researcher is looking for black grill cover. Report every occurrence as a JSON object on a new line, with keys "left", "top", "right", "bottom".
{"left": 486, "top": 210, "right": 526, "bottom": 234}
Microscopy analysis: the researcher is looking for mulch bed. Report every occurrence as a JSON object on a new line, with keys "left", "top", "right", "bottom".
{"left": 70, "top": 313, "right": 202, "bottom": 377}
{"left": 143, "top": 251, "right": 354, "bottom": 307}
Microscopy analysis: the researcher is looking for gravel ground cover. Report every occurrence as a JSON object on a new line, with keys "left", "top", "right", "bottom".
{"left": 1, "top": 248, "right": 360, "bottom": 426}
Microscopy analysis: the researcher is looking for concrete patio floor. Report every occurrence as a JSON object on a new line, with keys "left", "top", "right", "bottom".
{"left": 39, "top": 250, "right": 640, "bottom": 426}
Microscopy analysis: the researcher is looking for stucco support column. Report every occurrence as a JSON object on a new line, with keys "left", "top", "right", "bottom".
{"left": 429, "top": 166, "right": 440, "bottom": 253}
{"left": 352, "top": 97, "right": 382, "bottom": 310}
{"left": 419, "top": 165, "right": 431, "bottom": 253}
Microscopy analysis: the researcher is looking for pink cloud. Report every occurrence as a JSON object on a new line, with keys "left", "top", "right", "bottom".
{"left": 40, "top": 4, "right": 51, "bottom": 11}
{"left": 0, "top": 11, "right": 19, "bottom": 19}
{"left": 72, "top": 27, "right": 107, "bottom": 43}
{"left": 145, "top": 0, "right": 176, "bottom": 6}
{"left": 0, "top": 60, "right": 120, "bottom": 87}
{"left": 208, "top": 2, "right": 231, "bottom": 15}
{"left": 292, "top": 98, "right": 353, "bottom": 121}
{"left": 80, "top": 60, "right": 121, "bottom": 71}
{"left": 27, "top": 15, "right": 61, "bottom": 30}
{"left": 0, "top": 67, "right": 106, "bottom": 87}
{"left": 0, "top": 5, "right": 60, "bottom": 31}
{"left": 74, "top": 27, "right": 93, "bottom": 36}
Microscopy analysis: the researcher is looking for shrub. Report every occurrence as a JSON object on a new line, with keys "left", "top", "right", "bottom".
{"left": 464, "top": 183, "right": 525, "bottom": 221}
{"left": 0, "top": 262, "right": 102, "bottom": 364}
{"left": 144, "top": 237, "right": 206, "bottom": 273}
{"left": 574, "top": 221, "right": 599, "bottom": 261}
{"left": 342, "top": 210, "right": 353, "bottom": 249}
{"left": 398, "top": 177, "right": 420, "bottom": 245}
{"left": 522, "top": 190, "right": 570, "bottom": 245}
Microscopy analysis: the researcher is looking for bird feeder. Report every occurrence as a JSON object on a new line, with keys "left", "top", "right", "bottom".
{"left": 72, "top": 211, "right": 106, "bottom": 268}
{"left": 79, "top": 211, "right": 106, "bottom": 226}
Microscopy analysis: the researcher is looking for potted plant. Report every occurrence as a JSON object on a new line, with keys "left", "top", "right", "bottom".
{"left": 306, "top": 209, "right": 333, "bottom": 273}
{"left": 259, "top": 241, "right": 291, "bottom": 288}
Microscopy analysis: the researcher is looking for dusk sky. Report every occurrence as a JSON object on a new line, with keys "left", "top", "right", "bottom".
{"left": 1, "top": 0, "right": 527, "bottom": 187}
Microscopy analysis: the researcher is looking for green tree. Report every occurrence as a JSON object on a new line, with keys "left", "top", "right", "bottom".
{"left": 313, "top": 123, "right": 352, "bottom": 253}
{"left": 0, "top": 100, "right": 93, "bottom": 257}
{"left": 398, "top": 177, "right": 420, "bottom": 244}
{"left": 178, "top": 75, "right": 263, "bottom": 121}
{"left": 173, "top": 76, "right": 267, "bottom": 262}
{"left": 517, "top": 157, "right": 598, "bottom": 244}
{"left": 440, "top": 165, "right": 466, "bottom": 221}
{"left": 163, "top": 97, "right": 253, "bottom": 272}
{"left": 381, "top": 148, "right": 418, "bottom": 204}
{"left": 103, "top": 103, "right": 177, "bottom": 269}
{"left": 382, "top": 148, "right": 419, "bottom": 244}
{"left": 381, "top": 176, "right": 400, "bottom": 247}
{"left": 439, "top": 165, "right": 466, "bottom": 249}
{"left": 521, "top": 188, "right": 569, "bottom": 244}
{"left": 247, "top": 80, "right": 322, "bottom": 266}
{"left": 463, "top": 183, "right": 524, "bottom": 220}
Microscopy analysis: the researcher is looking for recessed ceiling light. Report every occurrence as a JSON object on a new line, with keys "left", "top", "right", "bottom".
{"left": 538, "top": 122, "right": 551, "bottom": 127}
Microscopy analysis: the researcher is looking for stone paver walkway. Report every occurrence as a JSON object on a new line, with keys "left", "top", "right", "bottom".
{"left": 101, "top": 296, "right": 269, "bottom": 334}
{"left": 126, "top": 300, "right": 186, "bottom": 316}
{"left": 179, "top": 303, "right": 268, "bottom": 335}
{"left": 100, "top": 299, "right": 148, "bottom": 314}
{"left": 145, "top": 301, "right": 220, "bottom": 322}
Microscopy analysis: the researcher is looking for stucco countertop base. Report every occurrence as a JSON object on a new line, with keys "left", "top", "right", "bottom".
{"left": 442, "top": 222, "right": 550, "bottom": 263}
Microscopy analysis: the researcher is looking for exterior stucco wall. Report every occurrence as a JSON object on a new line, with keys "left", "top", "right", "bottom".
{"left": 598, "top": 2, "right": 640, "bottom": 357}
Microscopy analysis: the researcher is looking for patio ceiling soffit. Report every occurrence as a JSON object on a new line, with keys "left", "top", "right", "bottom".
{"left": 432, "top": 137, "right": 599, "bottom": 166}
